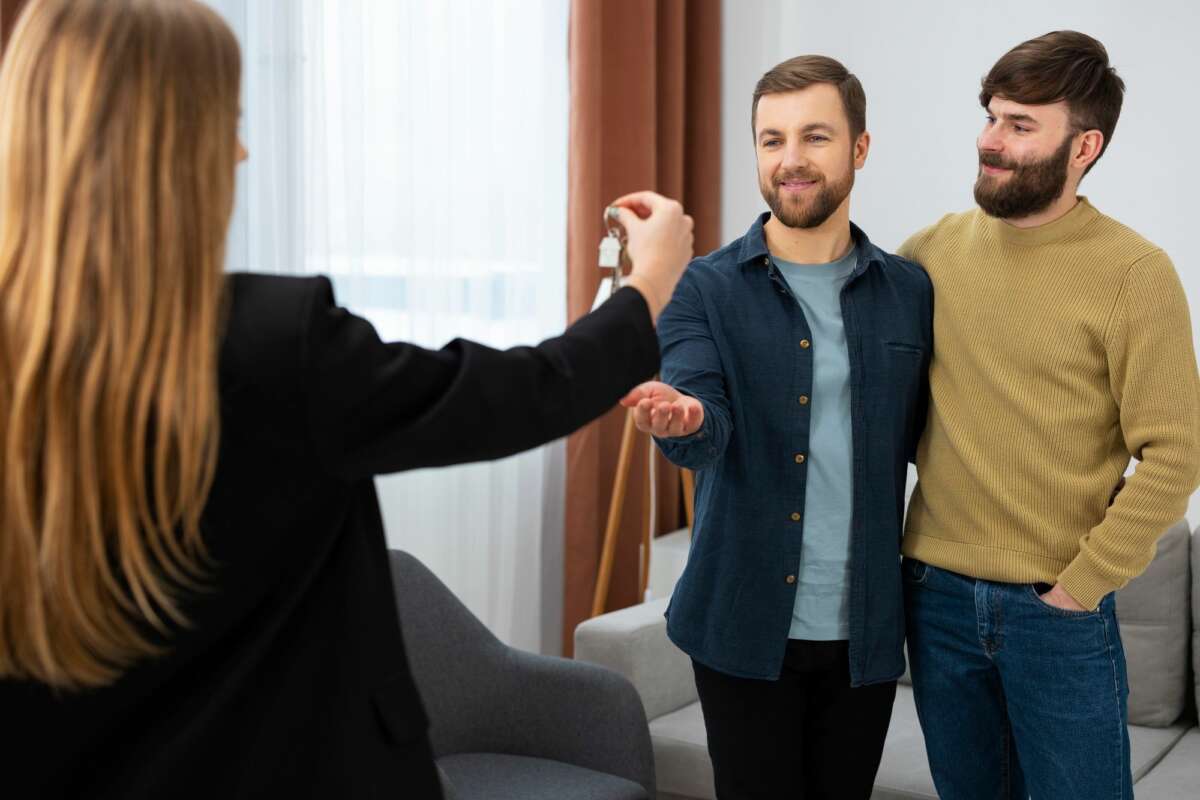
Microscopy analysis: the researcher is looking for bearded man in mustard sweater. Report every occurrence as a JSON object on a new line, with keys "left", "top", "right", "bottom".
{"left": 899, "top": 30, "right": 1200, "bottom": 800}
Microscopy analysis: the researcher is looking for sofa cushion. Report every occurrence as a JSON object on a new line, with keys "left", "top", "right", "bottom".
{"left": 1129, "top": 723, "right": 1194, "bottom": 783}
{"left": 1132, "top": 728, "right": 1200, "bottom": 798}
{"left": 575, "top": 596, "right": 698, "bottom": 722}
{"left": 437, "top": 753, "right": 648, "bottom": 800}
{"left": 1116, "top": 519, "right": 1192, "bottom": 727}
{"left": 872, "top": 685, "right": 1191, "bottom": 798}
{"left": 648, "top": 702, "right": 716, "bottom": 800}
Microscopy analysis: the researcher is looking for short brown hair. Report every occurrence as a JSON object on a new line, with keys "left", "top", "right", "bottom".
{"left": 752, "top": 55, "right": 866, "bottom": 141}
{"left": 980, "top": 31, "right": 1124, "bottom": 174}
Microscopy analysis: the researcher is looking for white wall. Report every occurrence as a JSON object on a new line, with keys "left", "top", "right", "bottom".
{"left": 722, "top": 0, "right": 1200, "bottom": 527}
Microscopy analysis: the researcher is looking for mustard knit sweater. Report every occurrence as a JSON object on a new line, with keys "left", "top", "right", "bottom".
{"left": 899, "top": 197, "right": 1200, "bottom": 610}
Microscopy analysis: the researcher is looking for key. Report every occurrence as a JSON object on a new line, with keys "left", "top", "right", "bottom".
{"left": 598, "top": 233, "right": 621, "bottom": 268}
{"left": 599, "top": 205, "right": 626, "bottom": 293}
{"left": 592, "top": 204, "right": 628, "bottom": 312}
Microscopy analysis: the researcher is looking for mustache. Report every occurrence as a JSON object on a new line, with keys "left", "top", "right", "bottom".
{"left": 774, "top": 170, "right": 824, "bottom": 185}
{"left": 978, "top": 151, "right": 1019, "bottom": 170}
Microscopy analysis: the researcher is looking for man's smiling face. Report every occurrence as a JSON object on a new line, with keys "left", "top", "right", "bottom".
{"left": 755, "top": 84, "right": 862, "bottom": 230}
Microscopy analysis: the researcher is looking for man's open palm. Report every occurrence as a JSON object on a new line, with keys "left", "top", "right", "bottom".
{"left": 620, "top": 380, "right": 704, "bottom": 438}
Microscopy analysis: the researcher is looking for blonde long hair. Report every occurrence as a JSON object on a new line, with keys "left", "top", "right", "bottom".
{"left": 0, "top": 0, "right": 241, "bottom": 689}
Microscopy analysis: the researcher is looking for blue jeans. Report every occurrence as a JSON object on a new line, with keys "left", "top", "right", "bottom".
{"left": 903, "top": 557, "right": 1133, "bottom": 799}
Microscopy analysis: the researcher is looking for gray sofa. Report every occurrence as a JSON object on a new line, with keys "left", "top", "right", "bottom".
{"left": 575, "top": 520, "right": 1200, "bottom": 799}
{"left": 389, "top": 550, "right": 656, "bottom": 800}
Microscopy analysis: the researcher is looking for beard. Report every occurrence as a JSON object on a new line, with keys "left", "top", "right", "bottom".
{"left": 760, "top": 159, "right": 855, "bottom": 230}
{"left": 974, "top": 134, "right": 1073, "bottom": 219}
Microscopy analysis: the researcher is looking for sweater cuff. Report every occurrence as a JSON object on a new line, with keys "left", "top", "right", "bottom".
{"left": 1056, "top": 554, "right": 1118, "bottom": 611}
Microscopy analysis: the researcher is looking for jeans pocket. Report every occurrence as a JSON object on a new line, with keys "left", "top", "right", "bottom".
{"left": 1026, "top": 584, "right": 1099, "bottom": 617}
{"left": 902, "top": 558, "right": 929, "bottom": 585}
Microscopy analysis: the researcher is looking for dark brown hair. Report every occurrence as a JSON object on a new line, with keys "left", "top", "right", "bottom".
{"left": 981, "top": 31, "right": 1124, "bottom": 174}
{"left": 752, "top": 55, "right": 866, "bottom": 141}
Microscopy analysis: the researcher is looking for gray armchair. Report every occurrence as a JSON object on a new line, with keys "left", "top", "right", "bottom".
{"left": 388, "top": 550, "right": 656, "bottom": 799}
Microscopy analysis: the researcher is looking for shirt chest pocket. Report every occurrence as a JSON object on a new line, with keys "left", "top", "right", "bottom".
{"left": 878, "top": 341, "right": 926, "bottom": 416}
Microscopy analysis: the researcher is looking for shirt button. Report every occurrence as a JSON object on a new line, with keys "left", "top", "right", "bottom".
{"left": 799, "top": 339, "right": 811, "bottom": 349}
{"left": 785, "top": 574, "right": 797, "bottom": 584}
{"left": 763, "top": 256, "right": 770, "bottom": 265}
{"left": 790, "top": 511, "right": 801, "bottom": 521}
{"left": 794, "top": 454, "right": 806, "bottom": 464}
{"left": 798, "top": 395, "right": 809, "bottom": 406}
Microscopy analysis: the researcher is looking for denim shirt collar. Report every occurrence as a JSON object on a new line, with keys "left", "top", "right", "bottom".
{"left": 736, "top": 211, "right": 886, "bottom": 281}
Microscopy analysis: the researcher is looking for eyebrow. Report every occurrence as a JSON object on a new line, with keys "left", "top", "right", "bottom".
{"left": 758, "top": 122, "right": 837, "bottom": 140}
{"left": 991, "top": 110, "right": 1040, "bottom": 125}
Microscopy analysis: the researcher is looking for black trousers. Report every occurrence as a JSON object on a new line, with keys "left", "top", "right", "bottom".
{"left": 692, "top": 639, "right": 897, "bottom": 800}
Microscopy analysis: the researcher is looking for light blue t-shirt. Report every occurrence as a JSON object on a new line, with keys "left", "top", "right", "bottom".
{"left": 773, "top": 246, "right": 856, "bottom": 641}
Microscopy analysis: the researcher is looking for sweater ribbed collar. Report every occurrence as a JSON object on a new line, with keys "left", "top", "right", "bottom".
{"left": 981, "top": 196, "right": 1099, "bottom": 247}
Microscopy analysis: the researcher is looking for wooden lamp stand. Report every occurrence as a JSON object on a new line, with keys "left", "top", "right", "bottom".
{"left": 590, "top": 407, "right": 694, "bottom": 617}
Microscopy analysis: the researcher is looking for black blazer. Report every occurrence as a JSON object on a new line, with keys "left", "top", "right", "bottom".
{"left": 5, "top": 274, "right": 659, "bottom": 799}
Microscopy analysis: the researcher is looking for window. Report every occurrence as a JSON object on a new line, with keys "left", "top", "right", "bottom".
{"left": 209, "top": 0, "right": 569, "bottom": 653}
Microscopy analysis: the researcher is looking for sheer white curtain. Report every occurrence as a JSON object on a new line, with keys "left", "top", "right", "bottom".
{"left": 206, "top": 0, "right": 570, "bottom": 654}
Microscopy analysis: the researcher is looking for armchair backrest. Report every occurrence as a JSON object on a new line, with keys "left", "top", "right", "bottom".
{"left": 388, "top": 550, "right": 508, "bottom": 756}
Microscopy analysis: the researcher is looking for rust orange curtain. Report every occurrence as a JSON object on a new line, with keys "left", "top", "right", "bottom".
{"left": 564, "top": 0, "right": 721, "bottom": 654}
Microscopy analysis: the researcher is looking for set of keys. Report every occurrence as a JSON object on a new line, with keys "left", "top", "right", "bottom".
{"left": 596, "top": 206, "right": 627, "bottom": 302}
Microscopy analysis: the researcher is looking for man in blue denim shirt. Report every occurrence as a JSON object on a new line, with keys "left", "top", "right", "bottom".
{"left": 622, "top": 57, "right": 931, "bottom": 799}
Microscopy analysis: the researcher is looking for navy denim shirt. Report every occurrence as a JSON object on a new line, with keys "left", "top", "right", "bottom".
{"left": 658, "top": 213, "right": 932, "bottom": 686}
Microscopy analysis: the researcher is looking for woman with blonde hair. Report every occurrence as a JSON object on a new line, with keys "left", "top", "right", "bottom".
{"left": 0, "top": 0, "right": 692, "bottom": 796}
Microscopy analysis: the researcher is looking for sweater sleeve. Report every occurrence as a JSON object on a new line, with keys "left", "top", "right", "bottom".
{"left": 1057, "top": 249, "right": 1200, "bottom": 609}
